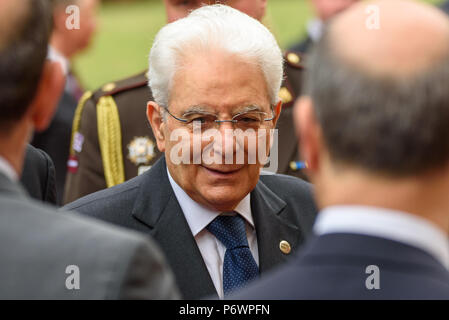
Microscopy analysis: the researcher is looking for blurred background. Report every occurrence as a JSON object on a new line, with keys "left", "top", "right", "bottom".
{"left": 73, "top": 0, "right": 446, "bottom": 90}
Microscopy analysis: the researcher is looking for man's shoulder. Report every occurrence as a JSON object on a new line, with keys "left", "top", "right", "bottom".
{"left": 23, "top": 144, "right": 51, "bottom": 175}
{"left": 78, "top": 71, "right": 150, "bottom": 116}
{"left": 63, "top": 172, "right": 146, "bottom": 213}
{"left": 89, "top": 71, "right": 149, "bottom": 104}
{"left": 0, "top": 194, "right": 166, "bottom": 299}
{"left": 4, "top": 194, "right": 144, "bottom": 246}
{"left": 21, "top": 145, "right": 56, "bottom": 203}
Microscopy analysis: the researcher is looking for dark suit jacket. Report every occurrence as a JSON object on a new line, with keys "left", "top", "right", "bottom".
{"left": 64, "top": 156, "right": 318, "bottom": 299}
{"left": 32, "top": 89, "right": 78, "bottom": 205}
{"left": 441, "top": 0, "right": 449, "bottom": 14}
{"left": 0, "top": 172, "right": 180, "bottom": 299}
{"left": 289, "top": 36, "right": 313, "bottom": 54}
{"left": 232, "top": 233, "right": 449, "bottom": 299}
{"left": 20, "top": 144, "right": 57, "bottom": 204}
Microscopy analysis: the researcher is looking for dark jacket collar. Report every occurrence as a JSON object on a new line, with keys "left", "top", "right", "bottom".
{"left": 302, "top": 233, "right": 449, "bottom": 276}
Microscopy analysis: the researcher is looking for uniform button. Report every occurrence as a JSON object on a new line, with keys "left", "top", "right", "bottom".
{"left": 278, "top": 87, "right": 293, "bottom": 104}
{"left": 287, "top": 52, "right": 300, "bottom": 65}
{"left": 102, "top": 82, "right": 116, "bottom": 92}
{"left": 279, "top": 240, "right": 291, "bottom": 254}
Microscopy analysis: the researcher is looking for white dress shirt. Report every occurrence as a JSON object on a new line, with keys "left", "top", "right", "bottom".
{"left": 167, "top": 169, "right": 259, "bottom": 299}
{"left": 314, "top": 205, "right": 449, "bottom": 270}
{"left": 306, "top": 18, "right": 324, "bottom": 42}
{"left": 0, "top": 156, "right": 18, "bottom": 182}
{"left": 47, "top": 46, "right": 69, "bottom": 76}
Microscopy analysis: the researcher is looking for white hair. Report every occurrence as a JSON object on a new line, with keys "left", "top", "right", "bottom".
{"left": 148, "top": 4, "right": 283, "bottom": 108}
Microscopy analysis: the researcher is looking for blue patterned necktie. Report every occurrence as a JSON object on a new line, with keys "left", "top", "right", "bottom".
{"left": 206, "top": 214, "right": 259, "bottom": 296}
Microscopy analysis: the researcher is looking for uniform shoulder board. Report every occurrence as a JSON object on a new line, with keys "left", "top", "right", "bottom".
{"left": 284, "top": 51, "right": 305, "bottom": 69}
{"left": 92, "top": 71, "right": 149, "bottom": 102}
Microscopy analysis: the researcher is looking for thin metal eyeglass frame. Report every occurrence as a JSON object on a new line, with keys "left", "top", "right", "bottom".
{"left": 162, "top": 106, "right": 276, "bottom": 127}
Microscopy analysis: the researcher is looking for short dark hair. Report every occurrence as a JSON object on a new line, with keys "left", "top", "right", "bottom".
{"left": 0, "top": 0, "right": 53, "bottom": 130}
{"left": 304, "top": 29, "right": 449, "bottom": 176}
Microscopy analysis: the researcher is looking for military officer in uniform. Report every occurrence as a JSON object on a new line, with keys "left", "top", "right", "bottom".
{"left": 63, "top": 0, "right": 306, "bottom": 204}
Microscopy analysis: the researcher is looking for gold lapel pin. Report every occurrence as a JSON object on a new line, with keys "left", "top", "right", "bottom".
{"left": 279, "top": 240, "right": 291, "bottom": 254}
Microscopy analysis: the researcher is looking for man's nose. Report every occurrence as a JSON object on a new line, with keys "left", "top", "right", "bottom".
{"left": 213, "top": 122, "right": 239, "bottom": 159}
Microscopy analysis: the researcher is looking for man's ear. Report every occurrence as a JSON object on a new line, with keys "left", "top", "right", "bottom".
{"left": 147, "top": 101, "right": 166, "bottom": 152}
{"left": 271, "top": 100, "right": 282, "bottom": 128}
{"left": 29, "top": 61, "right": 65, "bottom": 132}
{"left": 294, "top": 96, "right": 321, "bottom": 173}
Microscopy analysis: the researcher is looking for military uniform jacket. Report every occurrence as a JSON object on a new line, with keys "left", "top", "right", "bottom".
{"left": 64, "top": 156, "right": 318, "bottom": 299}
{"left": 63, "top": 51, "right": 306, "bottom": 204}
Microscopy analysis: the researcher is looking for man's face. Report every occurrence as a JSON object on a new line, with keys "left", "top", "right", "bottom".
{"left": 163, "top": 0, "right": 267, "bottom": 22}
{"left": 311, "top": 0, "right": 358, "bottom": 21}
{"left": 57, "top": 0, "right": 98, "bottom": 56}
{"left": 74, "top": 0, "right": 98, "bottom": 51}
{"left": 154, "top": 50, "right": 279, "bottom": 211}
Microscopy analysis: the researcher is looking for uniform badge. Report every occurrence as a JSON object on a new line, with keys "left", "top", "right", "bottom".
{"left": 67, "top": 155, "right": 79, "bottom": 173}
{"left": 127, "top": 136, "right": 155, "bottom": 166}
{"left": 73, "top": 132, "right": 84, "bottom": 153}
{"left": 138, "top": 165, "right": 152, "bottom": 176}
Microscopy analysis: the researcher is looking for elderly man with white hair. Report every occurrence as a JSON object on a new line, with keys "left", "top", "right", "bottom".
{"left": 65, "top": 4, "right": 317, "bottom": 299}
{"left": 63, "top": 0, "right": 307, "bottom": 205}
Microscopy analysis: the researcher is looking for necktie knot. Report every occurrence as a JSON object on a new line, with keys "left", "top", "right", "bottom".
{"left": 206, "top": 214, "right": 248, "bottom": 250}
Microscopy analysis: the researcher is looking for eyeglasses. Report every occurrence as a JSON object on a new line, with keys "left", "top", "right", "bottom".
{"left": 163, "top": 107, "right": 275, "bottom": 131}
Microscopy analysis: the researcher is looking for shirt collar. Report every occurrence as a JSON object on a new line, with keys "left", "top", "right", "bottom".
{"left": 314, "top": 205, "right": 449, "bottom": 270}
{"left": 48, "top": 46, "right": 69, "bottom": 76}
{"left": 167, "top": 168, "right": 253, "bottom": 237}
{"left": 0, "top": 155, "right": 18, "bottom": 182}
{"left": 307, "top": 18, "right": 324, "bottom": 42}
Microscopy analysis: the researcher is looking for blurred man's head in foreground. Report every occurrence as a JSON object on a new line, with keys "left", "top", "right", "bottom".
{"left": 51, "top": 0, "right": 99, "bottom": 58}
{"left": 296, "top": 0, "right": 449, "bottom": 229}
{"left": 0, "top": 0, "right": 64, "bottom": 172}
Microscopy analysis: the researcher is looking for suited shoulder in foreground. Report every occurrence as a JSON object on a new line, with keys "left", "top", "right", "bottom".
{"left": 233, "top": 0, "right": 449, "bottom": 299}
{"left": 0, "top": 173, "right": 178, "bottom": 299}
{"left": 65, "top": 5, "right": 318, "bottom": 300}
{"left": 0, "top": 0, "right": 179, "bottom": 299}
{"left": 20, "top": 144, "right": 57, "bottom": 204}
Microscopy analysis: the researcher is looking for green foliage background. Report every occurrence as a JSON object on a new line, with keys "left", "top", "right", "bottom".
{"left": 73, "top": 0, "right": 445, "bottom": 90}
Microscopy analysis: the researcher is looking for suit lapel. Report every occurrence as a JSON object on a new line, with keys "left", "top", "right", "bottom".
{"left": 131, "top": 157, "right": 217, "bottom": 299}
{"left": 251, "top": 178, "right": 302, "bottom": 273}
